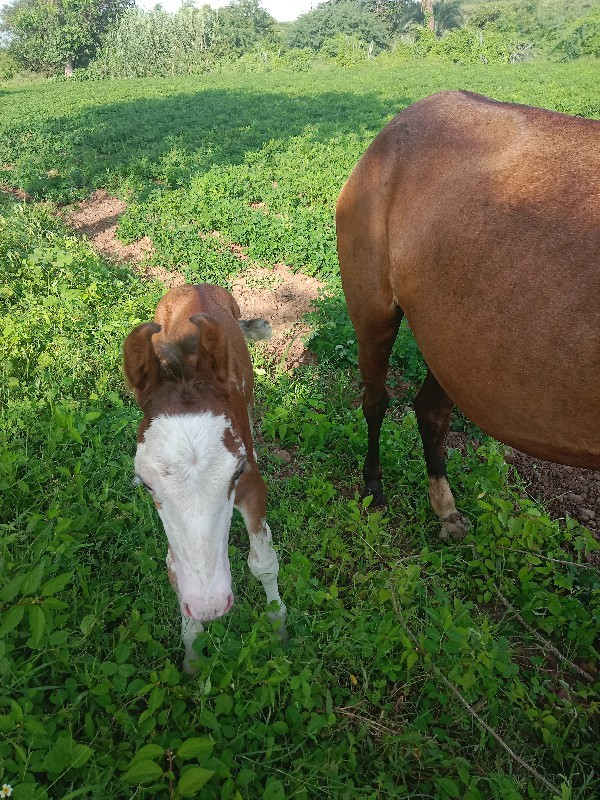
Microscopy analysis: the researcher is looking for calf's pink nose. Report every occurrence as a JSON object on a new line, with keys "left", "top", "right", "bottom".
{"left": 181, "top": 592, "right": 234, "bottom": 621}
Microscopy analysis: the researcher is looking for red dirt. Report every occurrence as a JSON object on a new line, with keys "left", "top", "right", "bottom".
{"left": 67, "top": 189, "right": 185, "bottom": 289}
{"left": 232, "top": 263, "right": 324, "bottom": 370}
{"left": 0, "top": 184, "right": 30, "bottom": 201}
{"left": 67, "top": 190, "right": 323, "bottom": 368}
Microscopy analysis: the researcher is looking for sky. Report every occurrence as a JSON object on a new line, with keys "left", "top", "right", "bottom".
{"left": 137, "top": 0, "right": 321, "bottom": 21}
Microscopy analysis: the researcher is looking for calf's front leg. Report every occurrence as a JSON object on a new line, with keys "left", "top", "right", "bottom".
{"left": 167, "top": 546, "right": 205, "bottom": 674}
{"left": 236, "top": 469, "right": 287, "bottom": 637}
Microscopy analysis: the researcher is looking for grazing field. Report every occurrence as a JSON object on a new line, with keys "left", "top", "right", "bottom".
{"left": 0, "top": 63, "right": 599, "bottom": 800}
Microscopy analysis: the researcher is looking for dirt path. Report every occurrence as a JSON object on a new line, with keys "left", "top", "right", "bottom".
{"left": 67, "top": 190, "right": 323, "bottom": 368}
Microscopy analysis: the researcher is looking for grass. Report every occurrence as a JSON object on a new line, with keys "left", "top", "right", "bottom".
{"left": 0, "top": 62, "right": 599, "bottom": 800}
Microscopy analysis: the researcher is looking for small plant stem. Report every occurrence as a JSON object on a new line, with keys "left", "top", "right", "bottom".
{"left": 436, "top": 672, "right": 560, "bottom": 796}
{"left": 505, "top": 549, "right": 597, "bottom": 570}
{"left": 495, "top": 589, "right": 596, "bottom": 685}
{"left": 389, "top": 584, "right": 561, "bottom": 797}
{"left": 167, "top": 749, "right": 174, "bottom": 799}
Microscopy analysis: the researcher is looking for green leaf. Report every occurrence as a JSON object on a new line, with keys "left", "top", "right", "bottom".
{"left": 263, "top": 779, "right": 285, "bottom": 800}
{"left": 130, "top": 744, "right": 165, "bottom": 763}
{"left": 28, "top": 605, "right": 46, "bottom": 647}
{"left": 435, "top": 777, "right": 461, "bottom": 798}
{"left": 123, "top": 759, "right": 163, "bottom": 784}
{"left": 406, "top": 650, "right": 418, "bottom": 671}
{"left": 0, "top": 604, "right": 25, "bottom": 637}
{"left": 0, "top": 714, "right": 16, "bottom": 733}
{"left": 71, "top": 743, "right": 94, "bottom": 768}
{"left": 21, "top": 563, "right": 46, "bottom": 595}
{"left": 41, "top": 572, "right": 72, "bottom": 596}
{"left": 43, "top": 597, "right": 69, "bottom": 610}
{"left": 214, "top": 694, "right": 233, "bottom": 715}
{"left": 178, "top": 767, "right": 214, "bottom": 796}
{"left": 0, "top": 572, "right": 24, "bottom": 602}
{"left": 177, "top": 737, "right": 214, "bottom": 760}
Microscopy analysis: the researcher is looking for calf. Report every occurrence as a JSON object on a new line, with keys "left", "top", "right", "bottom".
{"left": 124, "top": 284, "right": 286, "bottom": 672}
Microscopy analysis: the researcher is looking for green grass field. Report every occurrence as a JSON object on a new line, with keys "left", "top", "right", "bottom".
{"left": 0, "top": 63, "right": 599, "bottom": 800}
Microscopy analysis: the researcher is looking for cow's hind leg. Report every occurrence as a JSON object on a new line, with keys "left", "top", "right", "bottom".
{"left": 414, "top": 370, "right": 470, "bottom": 539}
{"left": 356, "top": 309, "right": 403, "bottom": 504}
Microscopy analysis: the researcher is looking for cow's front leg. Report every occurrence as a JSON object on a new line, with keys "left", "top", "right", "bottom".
{"left": 236, "top": 469, "right": 287, "bottom": 637}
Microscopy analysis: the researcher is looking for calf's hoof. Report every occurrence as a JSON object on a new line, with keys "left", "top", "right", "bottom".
{"left": 268, "top": 608, "right": 288, "bottom": 641}
{"left": 183, "top": 655, "right": 199, "bottom": 675}
{"left": 438, "top": 512, "right": 470, "bottom": 540}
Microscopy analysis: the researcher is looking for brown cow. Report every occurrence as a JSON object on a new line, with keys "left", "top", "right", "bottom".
{"left": 337, "top": 91, "right": 600, "bottom": 538}
{"left": 124, "top": 284, "right": 286, "bottom": 671}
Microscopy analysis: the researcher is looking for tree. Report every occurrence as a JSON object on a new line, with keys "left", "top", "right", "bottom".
{"left": 212, "top": 0, "right": 276, "bottom": 58}
{"left": 0, "top": 0, "right": 133, "bottom": 76}
{"left": 422, "top": 0, "right": 435, "bottom": 30}
{"left": 287, "top": 0, "right": 391, "bottom": 52}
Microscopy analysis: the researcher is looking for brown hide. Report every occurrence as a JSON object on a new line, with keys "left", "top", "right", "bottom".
{"left": 124, "top": 284, "right": 256, "bottom": 463}
{"left": 337, "top": 91, "right": 600, "bottom": 469}
{"left": 153, "top": 284, "right": 253, "bottom": 401}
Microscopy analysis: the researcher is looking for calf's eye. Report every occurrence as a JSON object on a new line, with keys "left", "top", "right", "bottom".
{"left": 233, "top": 461, "right": 247, "bottom": 482}
{"left": 134, "top": 474, "right": 155, "bottom": 494}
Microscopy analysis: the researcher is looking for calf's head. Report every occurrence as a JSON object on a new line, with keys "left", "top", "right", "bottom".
{"left": 124, "top": 315, "right": 247, "bottom": 622}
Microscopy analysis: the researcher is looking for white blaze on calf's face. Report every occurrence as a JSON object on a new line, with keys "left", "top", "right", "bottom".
{"left": 134, "top": 413, "right": 243, "bottom": 622}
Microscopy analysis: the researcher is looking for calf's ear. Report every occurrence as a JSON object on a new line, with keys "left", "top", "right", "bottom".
{"left": 123, "top": 322, "right": 161, "bottom": 404}
{"left": 189, "top": 313, "right": 231, "bottom": 387}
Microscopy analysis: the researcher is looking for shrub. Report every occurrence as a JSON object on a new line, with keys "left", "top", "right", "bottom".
{"left": 554, "top": 9, "right": 600, "bottom": 60}
{"left": 0, "top": 49, "right": 18, "bottom": 80}
{"left": 376, "top": 38, "right": 414, "bottom": 64}
{"left": 90, "top": 6, "right": 219, "bottom": 78}
{"left": 432, "top": 26, "right": 513, "bottom": 65}
{"left": 320, "top": 33, "right": 370, "bottom": 66}
{"left": 280, "top": 47, "right": 312, "bottom": 71}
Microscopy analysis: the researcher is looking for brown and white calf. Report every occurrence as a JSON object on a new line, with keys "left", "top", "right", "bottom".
{"left": 124, "top": 284, "right": 286, "bottom": 672}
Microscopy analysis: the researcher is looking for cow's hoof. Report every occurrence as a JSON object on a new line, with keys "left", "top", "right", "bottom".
{"left": 363, "top": 484, "right": 387, "bottom": 507}
{"left": 439, "top": 512, "right": 470, "bottom": 540}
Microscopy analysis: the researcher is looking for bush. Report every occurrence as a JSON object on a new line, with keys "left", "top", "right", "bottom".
{"left": 432, "top": 26, "right": 514, "bottom": 65}
{"left": 376, "top": 38, "right": 415, "bottom": 63}
{"left": 280, "top": 47, "right": 312, "bottom": 71}
{"left": 0, "top": 49, "right": 18, "bottom": 80}
{"left": 90, "top": 6, "right": 220, "bottom": 78}
{"left": 555, "top": 9, "right": 600, "bottom": 60}
{"left": 408, "top": 23, "right": 437, "bottom": 57}
{"left": 320, "top": 33, "right": 370, "bottom": 66}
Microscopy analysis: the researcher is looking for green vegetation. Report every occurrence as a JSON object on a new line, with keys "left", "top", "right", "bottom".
{"left": 1, "top": 64, "right": 599, "bottom": 799}
{"left": 1, "top": 0, "right": 599, "bottom": 80}
{"left": 0, "top": 0, "right": 133, "bottom": 76}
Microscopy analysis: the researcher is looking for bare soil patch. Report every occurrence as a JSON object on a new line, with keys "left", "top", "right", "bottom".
{"left": 232, "top": 263, "right": 324, "bottom": 370}
{"left": 66, "top": 191, "right": 324, "bottom": 367}
{"left": 507, "top": 449, "right": 600, "bottom": 532}
{"left": 0, "top": 183, "right": 30, "bottom": 202}
{"left": 67, "top": 189, "right": 185, "bottom": 288}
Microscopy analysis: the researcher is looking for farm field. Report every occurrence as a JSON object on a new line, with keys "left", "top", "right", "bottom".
{"left": 0, "top": 62, "right": 599, "bottom": 800}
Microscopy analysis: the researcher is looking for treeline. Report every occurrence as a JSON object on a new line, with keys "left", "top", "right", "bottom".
{"left": 1, "top": 0, "right": 599, "bottom": 80}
